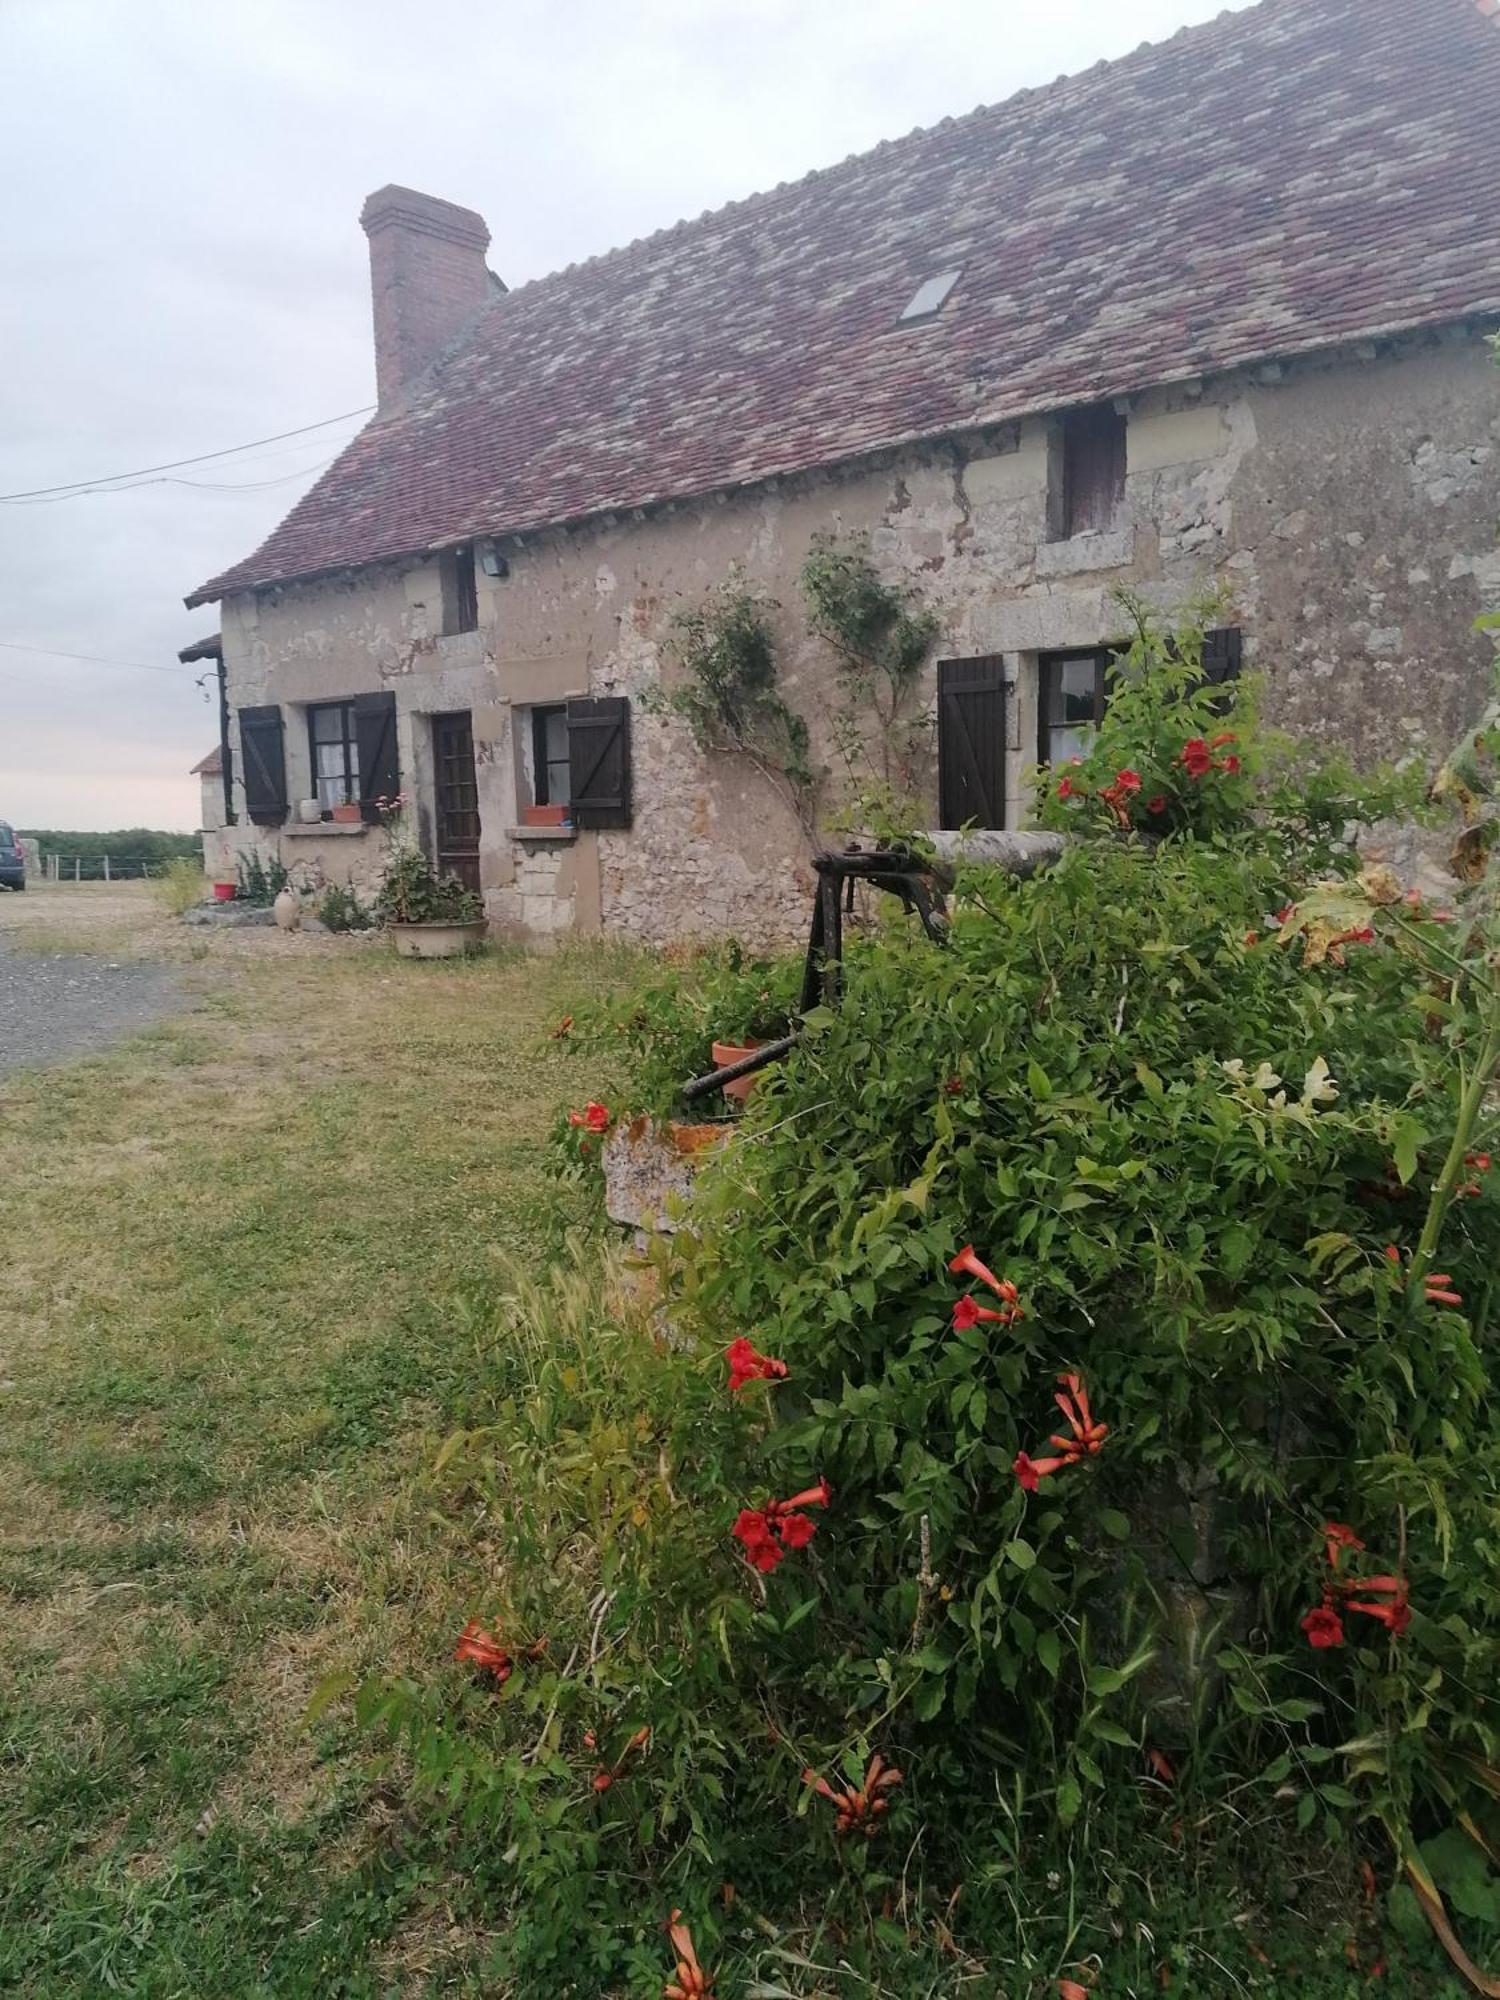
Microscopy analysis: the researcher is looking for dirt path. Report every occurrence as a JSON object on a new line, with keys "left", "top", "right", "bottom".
{"left": 0, "top": 934, "right": 188, "bottom": 1078}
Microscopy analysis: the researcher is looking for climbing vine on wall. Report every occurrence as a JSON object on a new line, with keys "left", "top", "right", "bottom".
{"left": 799, "top": 530, "right": 939, "bottom": 819}
{"left": 651, "top": 575, "right": 821, "bottom": 840}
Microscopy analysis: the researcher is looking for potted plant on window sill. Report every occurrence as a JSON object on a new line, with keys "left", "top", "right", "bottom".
{"left": 330, "top": 800, "right": 363, "bottom": 825}
{"left": 375, "top": 816, "right": 486, "bottom": 958}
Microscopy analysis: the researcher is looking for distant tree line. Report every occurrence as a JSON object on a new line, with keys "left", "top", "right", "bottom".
{"left": 19, "top": 828, "right": 202, "bottom": 864}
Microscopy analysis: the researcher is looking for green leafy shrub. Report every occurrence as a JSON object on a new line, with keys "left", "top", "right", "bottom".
{"left": 155, "top": 855, "right": 207, "bottom": 916}
{"left": 316, "top": 882, "right": 370, "bottom": 933}
{"left": 235, "top": 849, "right": 288, "bottom": 906}
{"left": 565, "top": 940, "right": 803, "bottom": 1118}
{"left": 374, "top": 816, "right": 482, "bottom": 926}
{"left": 351, "top": 624, "right": 1500, "bottom": 1987}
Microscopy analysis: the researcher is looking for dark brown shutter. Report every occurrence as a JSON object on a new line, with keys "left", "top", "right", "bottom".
{"left": 354, "top": 691, "right": 400, "bottom": 822}
{"left": 239, "top": 706, "right": 287, "bottom": 826}
{"left": 1201, "top": 626, "right": 1243, "bottom": 688}
{"left": 937, "top": 658, "right": 1007, "bottom": 831}
{"left": 567, "top": 696, "right": 632, "bottom": 828}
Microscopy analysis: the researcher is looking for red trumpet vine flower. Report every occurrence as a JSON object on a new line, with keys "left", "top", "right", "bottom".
{"left": 1180, "top": 737, "right": 1214, "bottom": 779}
{"left": 1325, "top": 924, "right": 1376, "bottom": 966}
{"left": 663, "top": 1910, "right": 715, "bottom": 1999}
{"left": 1323, "top": 1521, "right": 1366, "bottom": 1571}
{"left": 802, "top": 1753, "right": 903, "bottom": 1838}
{"left": 454, "top": 1619, "right": 514, "bottom": 1684}
{"left": 1147, "top": 793, "right": 1169, "bottom": 816}
{"left": 1425, "top": 1273, "right": 1463, "bottom": 1307}
{"left": 1302, "top": 1526, "right": 1411, "bottom": 1648}
{"left": 732, "top": 1480, "right": 832, "bottom": 1572}
{"left": 953, "top": 1292, "right": 1023, "bottom": 1331}
{"left": 725, "top": 1336, "right": 788, "bottom": 1393}
{"left": 1301, "top": 1601, "right": 1345, "bottom": 1650}
{"left": 1013, "top": 1451, "right": 1071, "bottom": 1493}
{"left": 948, "top": 1244, "right": 1010, "bottom": 1295}
{"left": 567, "top": 1100, "right": 611, "bottom": 1133}
{"left": 1057, "top": 775, "right": 1080, "bottom": 801}
{"left": 1015, "top": 1373, "right": 1107, "bottom": 1490}
{"left": 1346, "top": 1590, "right": 1411, "bottom": 1637}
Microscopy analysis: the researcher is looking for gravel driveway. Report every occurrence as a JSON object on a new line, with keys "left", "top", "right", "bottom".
{"left": 0, "top": 935, "right": 189, "bottom": 1078}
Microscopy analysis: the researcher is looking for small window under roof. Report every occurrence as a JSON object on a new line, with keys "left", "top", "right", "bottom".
{"left": 899, "top": 267, "right": 962, "bottom": 324}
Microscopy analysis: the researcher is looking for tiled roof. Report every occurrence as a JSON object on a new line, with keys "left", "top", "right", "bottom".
{"left": 191, "top": 745, "right": 223, "bottom": 777}
{"left": 188, "top": 0, "right": 1500, "bottom": 607}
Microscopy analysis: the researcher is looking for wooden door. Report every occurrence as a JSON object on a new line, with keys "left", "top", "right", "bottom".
{"left": 433, "top": 711, "right": 481, "bottom": 893}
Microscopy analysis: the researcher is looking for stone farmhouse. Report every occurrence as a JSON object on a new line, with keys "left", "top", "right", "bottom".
{"left": 187, "top": 0, "right": 1500, "bottom": 942}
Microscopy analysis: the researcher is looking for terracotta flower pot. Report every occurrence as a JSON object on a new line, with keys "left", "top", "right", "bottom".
{"left": 712, "top": 1039, "right": 765, "bottom": 1105}
{"left": 522, "top": 803, "right": 571, "bottom": 827}
{"left": 331, "top": 802, "right": 363, "bottom": 825}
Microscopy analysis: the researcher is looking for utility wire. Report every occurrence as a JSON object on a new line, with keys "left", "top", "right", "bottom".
{"left": 0, "top": 640, "right": 199, "bottom": 678}
{"left": 0, "top": 406, "right": 373, "bottom": 503}
{"left": 15, "top": 453, "right": 343, "bottom": 504}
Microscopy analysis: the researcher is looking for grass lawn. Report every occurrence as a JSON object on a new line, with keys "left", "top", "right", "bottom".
{"left": 0, "top": 891, "right": 602, "bottom": 1995}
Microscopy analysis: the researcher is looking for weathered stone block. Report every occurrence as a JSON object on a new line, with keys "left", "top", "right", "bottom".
{"left": 1127, "top": 405, "right": 1230, "bottom": 474}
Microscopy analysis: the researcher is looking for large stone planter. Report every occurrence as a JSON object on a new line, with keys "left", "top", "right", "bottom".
{"left": 391, "top": 919, "right": 487, "bottom": 960}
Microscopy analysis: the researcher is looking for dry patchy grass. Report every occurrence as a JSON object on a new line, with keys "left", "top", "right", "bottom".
{"left": 0, "top": 903, "right": 610, "bottom": 1994}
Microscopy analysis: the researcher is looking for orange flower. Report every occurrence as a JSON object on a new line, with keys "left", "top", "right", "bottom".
{"left": 949, "top": 1243, "right": 1007, "bottom": 1295}
{"left": 550, "top": 1015, "right": 574, "bottom": 1039}
{"left": 726, "top": 1337, "right": 788, "bottom": 1392}
{"left": 1424, "top": 1272, "right": 1463, "bottom": 1307}
{"left": 663, "top": 1910, "right": 714, "bottom": 1999}
{"left": 1015, "top": 1373, "right": 1106, "bottom": 1490}
{"left": 453, "top": 1619, "right": 513, "bottom": 1684}
{"left": 802, "top": 1754, "right": 903, "bottom": 1838}
{"left": 1323, "top": 1521, "right": 1366, "bottom": 1571}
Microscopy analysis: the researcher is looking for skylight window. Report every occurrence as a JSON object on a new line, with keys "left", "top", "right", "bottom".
{"left": 898, "top": 268, "right": 962, "bottom": 324}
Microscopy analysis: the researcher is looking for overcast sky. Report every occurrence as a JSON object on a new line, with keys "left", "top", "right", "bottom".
{"left": 0, "top": 0, "right": 1256, "bottom": 833}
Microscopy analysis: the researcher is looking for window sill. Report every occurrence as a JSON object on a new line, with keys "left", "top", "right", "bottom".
{"left": 510, "top": 824, "right": 576, "bottom": 844}
{"left": 1035, "top": 527, "right": 1135, "bottom": 578}
{"left": 283, "top": 820, "right": 370, "bottom": 839}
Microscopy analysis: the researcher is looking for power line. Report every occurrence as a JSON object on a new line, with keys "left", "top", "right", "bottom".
{"left": 0, "top": 406, "right": 374, "bottom": 504}
{"left": 15, "top": 453, "right": 343, "bottom": 504}
{"left": 0, "top": 640, "right": 199, "bottom": 678}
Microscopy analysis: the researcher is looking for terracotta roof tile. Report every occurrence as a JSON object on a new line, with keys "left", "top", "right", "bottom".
{"left": 188, "top": 0, "right": 1500, "bottom": 606}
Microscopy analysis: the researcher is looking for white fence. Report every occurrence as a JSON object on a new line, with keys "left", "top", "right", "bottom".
{"left": 40, "top": 854, "right": 171, "bottom": 883}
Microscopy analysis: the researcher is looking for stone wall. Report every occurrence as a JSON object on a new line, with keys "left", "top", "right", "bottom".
{"left": 218, "top": 325, "right": 1500, "bottom": 946}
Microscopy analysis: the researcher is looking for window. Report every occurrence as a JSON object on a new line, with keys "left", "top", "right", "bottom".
{"left": 308, "top": 701, "right": 360, "bottom": 809}
{"left": 898, "top": 268, "right": 962, "bottom": 324}
{"left": 1053, "top": 405, "right": 1127, "bottom": 540}
{"left": 440, "top": 545, "right": 479, "bottom": 636}
{"left": 1038, "top": 649, "right": 1113, "bottom": 768}
{"left": 531, "top": 704, "right": 570, "bottom": 806}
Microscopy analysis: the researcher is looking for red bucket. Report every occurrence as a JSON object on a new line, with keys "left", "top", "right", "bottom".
{"left": 213, "top": 881, "right": 236, "bottom": 903}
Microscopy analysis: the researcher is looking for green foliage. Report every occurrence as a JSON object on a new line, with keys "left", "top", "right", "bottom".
{"left": 155, "top": 855, "right": 207, "bottom": 916}
{"left": 20, "top": 827, "right": 201, "bottom": 866}
{"left": 654, "top": 576, "right": 819, "bottom": 834}
{"left": 316, "top": 881, "right": 370, "bottom": 933}
{"left": 800, "top": 530, "right": 939, "bottom": 810}
{"left": 234, "top": 849, "right": 288, "bottom": 905}
{"left": 565, "top": 939, "right": 802, "bottom": 1119}
{"left": 374, "top": 820, "right": 482, "bottom": 925}
{"left": 352, "top": 628, "right": 1500, "bottom": 1982}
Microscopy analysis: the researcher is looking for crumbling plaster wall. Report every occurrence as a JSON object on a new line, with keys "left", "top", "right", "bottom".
{"left": 218, "top": 327, "right": 1500, "bottom": 944}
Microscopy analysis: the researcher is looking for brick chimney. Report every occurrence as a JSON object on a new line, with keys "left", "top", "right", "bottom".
{"left": 359, "top": 185, "right": 494, "bottom": 410}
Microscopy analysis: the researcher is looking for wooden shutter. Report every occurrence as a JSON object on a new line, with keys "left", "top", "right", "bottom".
{"left": 937, "top": 658, "right": 1007, "bottom": 831}
{"left": 239, "top": 705, "right": 287, "bottom": 826}
{"left": 566, "top": 696, "right": 632, "bottom": 828}
{"left": 354, "top": 692, "right": 400, "bottom": 822}
{"left": 1201, "top": 626, "right": 1243, "bottom": 688}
